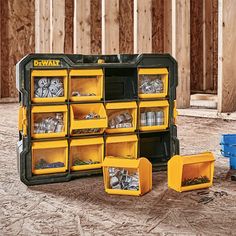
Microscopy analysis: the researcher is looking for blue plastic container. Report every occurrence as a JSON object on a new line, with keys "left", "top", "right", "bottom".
{"left": 230, "top": 155, "right": 236, "bottom": 169}
{"left": 220, "top": 134, "right": 236, "bottom": 157}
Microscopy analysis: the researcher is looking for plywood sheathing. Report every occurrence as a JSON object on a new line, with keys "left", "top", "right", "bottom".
{"left": 190, "top": 0, "right": 204, "bottom": 92}
{"left": 152, "top": 0, "right": 164, "bottom": 53}
{"left": 64, "top": 0, "right": 74, "bottom": 54}
{"left": 1, "top": 0, "right": 35, "bottom": 98}
{"left": 91, "top": 0, "right": 102, "bottom": 54}
{"left": 119, "top": 0, "right": 133, "bottom": 54}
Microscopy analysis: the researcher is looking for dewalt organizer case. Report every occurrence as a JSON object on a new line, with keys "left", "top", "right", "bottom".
{"left": 16, "top": 53, "right": 179, "bottom": 185}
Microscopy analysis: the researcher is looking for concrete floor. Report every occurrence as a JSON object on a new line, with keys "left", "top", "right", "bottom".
{"left": 0, "top": 103, "right": 236, "bottom": 236}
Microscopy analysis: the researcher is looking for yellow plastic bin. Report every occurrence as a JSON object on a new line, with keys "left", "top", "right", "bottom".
{"left": 138, "top": 68, "right": 168, "bottom": 99}
{"left": 102, "top": 157, "right": 152, "bottom": 196}
{"left": 106, "top": 134, "right": 138, "bottom": 159}
{"left": 31, "top": 105, "right": 68, "bottom": 139}
{"left": 139, "top": 100, "right": 169, "bottom": 131}
{"left": 168, "top": 152, "right": 215, "bottom": 192}
{"left": 32, "top": 140, "right": 68, "bottom": 175}
{"left": 105, "top": 102, "right": 137, "bottom": 133}
{"left": 69, "top": 69, "right": 103, "bottom": 101}
{"left": 70, "top": 137, "right": 104, "bottom": 171}
{"left": 31, "top": 70, "right": 68, "bottom": 103}
{"left": 70, "top": 103, "right": 107, "bottom": 135}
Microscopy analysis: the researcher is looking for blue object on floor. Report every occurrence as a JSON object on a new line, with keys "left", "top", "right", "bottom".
{"left": 220, "top": 134, "right": 236, "bottom": 157}
{"left": 229, "top": 155, "right": 236, "bottom": 169}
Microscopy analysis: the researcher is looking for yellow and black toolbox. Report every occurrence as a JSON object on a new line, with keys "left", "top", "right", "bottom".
{"left": 16, "top": 54, "right": 179, "bottom": 185}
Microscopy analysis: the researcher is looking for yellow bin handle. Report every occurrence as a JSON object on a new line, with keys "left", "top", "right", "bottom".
{"left": 18, "top": 106, "right": 27, "bottom": 136}
{"left": 174, "top": 100, "right": 178, "bottom": 124}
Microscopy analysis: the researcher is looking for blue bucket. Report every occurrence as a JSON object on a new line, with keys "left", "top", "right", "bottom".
{"left": 220, "top": 134, "right": 236, "bottom": 157}
{"left": 229, "top": 155, "right": 236, "bottom": 169}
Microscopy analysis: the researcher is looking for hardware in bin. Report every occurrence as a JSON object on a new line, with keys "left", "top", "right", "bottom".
{"left": 70, "top": 137, "right": 104, "bottom": 171}
{"left": 138, "top": 68, "right": 168, "bottom": 99}
{"left": 168, "top": 152, "right": 215, "bottom": 192}
{"left": 31, "top": 70, "right": 68, "bottom": 103}
{"left": 106, "top": 102, "right": 137, "bottom": 133}
{"left": 31, "top": 105, "right": 68, "bottom": 139}
{"left": 32, "top": 140, "right": 68, "bottom": 175}
{"left": 139, "top": 101, "right": 169, "bottom": 131}
{"left": 69, "top": 69, "right": 103, "bottom": 101}
{"left": 70, "top": 103, "right": 107, "bottom": 135}
{"left": 102, "top": 157, "right": 152, "bottom": 196}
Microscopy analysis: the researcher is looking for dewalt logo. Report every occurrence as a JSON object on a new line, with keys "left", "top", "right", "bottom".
{"left": 33, "top": 59, "right": 61, "bottom": 67}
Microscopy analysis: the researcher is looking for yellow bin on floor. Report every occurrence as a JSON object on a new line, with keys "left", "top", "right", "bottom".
{"left": 168, "top": 152, "right": 215, "bottom": 192}
{"left": 102, "top": 157, "right": 152, "bottom": 196}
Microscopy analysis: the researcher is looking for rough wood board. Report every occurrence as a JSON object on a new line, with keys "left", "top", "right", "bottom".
{"left": 190, "top": 0, "right": 203, "bottom": 92}
{"left": 203, "top": 0, "right": 212, "bottom": 91}
{"left": 1, "top": 103, "right": 236, "bottom": 235}
{"left": 218, "top": 0, "right": 236, "bottom": 112}
{"left": 91, "top": 0, "right": 102, "bottom": 54}
{"left": 64, "top": 0, "right": 73, "bottom": 53}
{"left": 0, "top": 0, "right": 9, "bottom": 97}
{"left": 135, "top": 0, "right": 152, "bottom": 53}
{"left": 35, "top": 0, "right": 51, "bottom": 53}
{"left": 163, "top": 0, "right": 172, "bottom": 53}
{"left": 176, "top": 0, "right": 190, "bottom": 108}
{"left": 152, "top": 0, "right": 164, "bottom": 53}
{"left": 212, "top": 0, "right": 218, "bottom": 93}
{"left": 1, "top": 0, "right": 35, "bottom": 98}
{"left": 119, "top": 0, "right": 133, "bottom": 54}
{"left": 74, "top": 0, "right": 91, "bottom": 54}
{"left": 51, "top": 0, "right": 65, "bottom": 53}
{"left": 102, "top": 0, "right": 119, "bottom": 54}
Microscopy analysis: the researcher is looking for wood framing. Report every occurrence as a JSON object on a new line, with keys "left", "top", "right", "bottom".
{"left": 35, "top": 0, "right": 51, "bottom": 53}
{"left": 175, "top": 0, "right": 191, "bottom": 108}
{"left": 134, "top": 0, "right": 152, "bottom": 53}
{"left": 51, "top": 0, "right": 65, "bottom": 53}
{"left": 74, "top": 0, "right": 91, "bottom": 54}
{"left": 163, "top": 0, "right": 172, "bottom": 53}
{"left": 218, "top": 0, "right": 236, "bottom": 112}
{"left": 102, "top": 0, "right": 119, "bottom": 54}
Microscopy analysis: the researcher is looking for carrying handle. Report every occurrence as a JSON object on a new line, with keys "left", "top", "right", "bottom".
{"left": 173, "top": 100, "right": 178, "bottom": 124}
{"left": 18, "top": 106, "right": 27, "bottom": 136}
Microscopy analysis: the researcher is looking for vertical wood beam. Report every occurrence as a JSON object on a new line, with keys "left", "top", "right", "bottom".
{"left": 163, "top": 0, "right": 172, "bottom": 53}
{"left": 74, "top": 0, "right": 91, "bottom": 54}
{"left": 203, "top": 0, "right": 213, "bottom": 91}
{"left": 218, "top": 0, "right": 236, "bottom": 112}
{"left": 102, "top": 0, "right": 119, "bottom": 54}
{"left": 175, "top": 0, "right": 190, "bottom": 108}
{"left": 51, "top": 0, "right": 65, "bottom": 53}
{"left": 35, "top": 0, "right": 51, "bottom": 53}
{"left": 134, "top": 0, "right": 152, "bottom": 53}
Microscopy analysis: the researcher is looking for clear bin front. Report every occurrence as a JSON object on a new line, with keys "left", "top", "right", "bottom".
{"left": 108, "top": 167, "right": 139, "bottom": 191}
{"left": 32, "top": 147, "right": 67, "bottom": 174}
{"left": 140, "top": 107, "right": 165, "bottom": 127}
{"left": 33, "top": 112, "right": 65, "bottom": 134}
{"left": 108, "top": 109, "right": 133, "bottom": 129}
{"left": 34, "top": 77, "right": 64, "bottom": 98}
{"left": 71, "top": 144, "right": 102, "bottom": 167}
{"left": 181, "top": 163, "right": 211, "bottom": 187}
